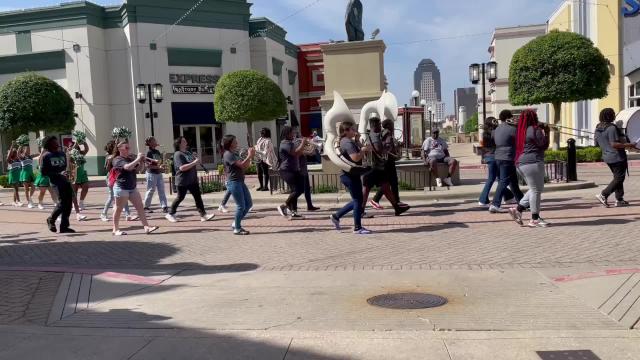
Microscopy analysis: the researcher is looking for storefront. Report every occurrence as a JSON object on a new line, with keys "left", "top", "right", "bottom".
{"left": 0, "top": 0, "right": 299, "bottom": 175}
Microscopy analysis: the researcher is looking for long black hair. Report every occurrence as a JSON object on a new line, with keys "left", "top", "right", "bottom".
{"left": 222, "top": 135, "right": 236, "bottom": 151}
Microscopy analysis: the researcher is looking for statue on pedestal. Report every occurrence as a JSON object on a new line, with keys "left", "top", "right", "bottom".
{"left": 345, "top": 0, "right": 364, "bottom": 42}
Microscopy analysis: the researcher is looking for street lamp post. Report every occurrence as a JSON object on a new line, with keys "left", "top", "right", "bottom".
{"left": 403, "top": 103, "right": 410, "bottom": 159}
{"left": 420, "top": 99, "right": 427, "bottom": 143}
{"left": 427, "top": 106, "right": 433, "bottom": 134}
{"left": 469, "top": 62, "right": 498, "bottom": 134}
{"left": 136, "top": 83, "right": 164, "bottom": 137}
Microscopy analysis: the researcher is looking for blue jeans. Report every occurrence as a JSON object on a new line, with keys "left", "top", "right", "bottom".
{"left": 479, "top": 158, "right": 514, "bottom": 205}
{"left": 334, "top": 173, "right": 364, "bottom": 230}
{"left": 102, "top": 180, "right": 130, "bottom": 217}
{"left": 227, "top": 180, "right": 252, "bottom": 230}
{"left": 221, "top": 182, "right": 232, "bottom": 207}
{"left": 143, "top": 172, "right": 168, "bottom": 209}
{"left": 492, "top": 160, "right": 524, "bottom": 208}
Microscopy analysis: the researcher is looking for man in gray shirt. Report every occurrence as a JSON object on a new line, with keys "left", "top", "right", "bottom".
{"left": 595, "top": 108, "right": 635, "bottom": 207}
{"left": 490, "top": 110, "right": 524, "bottom": 213}
{"left": 422, "top": 129, "right": 457, "bottom": 187}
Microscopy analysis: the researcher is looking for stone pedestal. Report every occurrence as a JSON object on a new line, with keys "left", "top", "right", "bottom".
{"left": 318, "top": 40, "right": 387, "bottom": 174}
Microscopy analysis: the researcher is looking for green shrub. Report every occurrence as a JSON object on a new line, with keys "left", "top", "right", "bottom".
{"left": 544, "top": 147, "right": 601, "bottom": 163}
{"left": 579, "top": 147, "right": 601, "bottom": 162}
{"left": 314, "top": 185, "right": 339, "bottom": 194}
{"left": 246, "top": 163, "right": 257, "bottom": 175}
{"left": 398, "top": 181, "right": 416, "bottom": 191}
{"left": 544, "top": 150, "right": 567, "bottom": 162}
{"left": 200, "top": 181, "right": 224, "bottom": 194}
{"left": 217, "top": 164, "right": 224, "bottom": 176}
{"left": 0, "top": 175, "right": 8, "bottom": 188}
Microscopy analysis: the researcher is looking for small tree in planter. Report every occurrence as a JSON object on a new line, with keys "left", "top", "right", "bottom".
{"left": 214, "top": 70, "right": 287, "bottom": 146}
{"left": 0, "top": 73, "right": 75, "bottom": 136}
{"left": 510, "top": 30, "right": 610, "bottom": 149}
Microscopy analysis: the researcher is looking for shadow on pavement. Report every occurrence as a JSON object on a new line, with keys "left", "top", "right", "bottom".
{"left": 376, "top": 221, "right": 469, "bottom": 234}
{"left": 551, "top": 218, "right": 635, "bottom": 227}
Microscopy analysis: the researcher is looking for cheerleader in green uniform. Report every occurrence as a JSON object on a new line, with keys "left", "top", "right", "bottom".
{"left": 6, "top": 141, "right": 22, "bottom": 207}
{"left": 34, "top": 145, "right": 58, "bottom": 210}
{"left": 70, "top": 141, "right": 90, "bottom": 211}
{"left": 19, "top": 145, "right": 36, "bottom": 208}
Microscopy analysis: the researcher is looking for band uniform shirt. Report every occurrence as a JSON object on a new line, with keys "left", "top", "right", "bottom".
{"left": 173, "top": 151, "right": 198, "bottom": 187}
{"left": 595, "top": 124, "right": 627, "bottom": 164}
{"left": 112, "top": 156, "right": 139, "bottom": 190}
{"left": 339, "top": 137, "right": 362, "bottom": 170}
{"left": 493, "top": 123, "right": 517, "bottom": 162}
{"left": 518, "top": 127, "right": 549, "bottom": 165}
{"left": 146, "top": 149, "right": 163, "bottom": 174}
{"left": 422, "top": 137, "right": 448, "bottom": 160}
{"left": 40, "top": 151, "right": 68, "bottom": 186}
{"left": 223, "top": 150, "right": 244, "bottom": 182}
{"left": 279, "top": 140, "right": 300, "bottom": 172}
{"left": 368, "top": 132, "right": 386, "bottom": 169}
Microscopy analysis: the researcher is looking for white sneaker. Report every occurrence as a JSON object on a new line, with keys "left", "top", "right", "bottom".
{"left": 126, "top": 215, "right": 139, "bottom": 221}
{"left": 76, "top": 213, "right": 87, "bottom": 221}
{"left": 165, "top": 214, "right": 178, "bottom": 223}
{"left": 436, "top": 178, "right": 443, "bottom": 187}
{"left": 443, "top": 177, "right": 453, "bottom": 187}
{"left": 218, "top": 205, "right": 229, "bottom": 213}
{"left": 79, "top": 201, "right": 84, "bottom": 211}
{"left": 478, "top": 202, "right": 490, "bottom": 208}
{"left": 201, "top": 213, "right": 215, "bottom": 222}
{"left": 100, "top": 214, "right": 109, "bottom": 222}
{"left": 489, "top": 205, "right": 509, "bottom": 214}
{"left": 27, "top": 202, "right": 35, "bottom": 209}
{"left": 38, "top": 203, "right": 45, "bottom": 210}
{"left": 13, "top": 202, "right": 22, "bottom": 207}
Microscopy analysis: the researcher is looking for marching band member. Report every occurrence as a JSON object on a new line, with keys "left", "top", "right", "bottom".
{"left": 255, "top": 128, "right": 277, "bottom": 192}
{"left": 143, "top": 136, "right": 169, "bottom": 213}
{"left": 370, "top": 119, "right": 407, "bottom": 210}
{"left": 41, "top": 136, "right": 74, "bottom": 233}
{"left": 294, "top": 126, "right": 319, "bottom": 211}
{"left": 277, "top": 126, "right": 308, "bottom": 220}
{"left": 222, "top": 134, "right": 255, "bottom": 235}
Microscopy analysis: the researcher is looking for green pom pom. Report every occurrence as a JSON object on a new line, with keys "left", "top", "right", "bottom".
{"left": 72, "top": 130, "right": 87, "bottom": 144}
{"left": 16, "top": 134, "right": 30, "bottom": 147}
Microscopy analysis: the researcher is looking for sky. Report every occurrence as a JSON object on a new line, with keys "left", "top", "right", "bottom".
{"left": 2, "top": 0, "right": 564, "bottom": 115}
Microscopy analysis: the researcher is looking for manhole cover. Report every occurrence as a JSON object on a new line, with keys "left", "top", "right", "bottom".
{"left": 367, "top": 293, "right": 447, "bottom": 309}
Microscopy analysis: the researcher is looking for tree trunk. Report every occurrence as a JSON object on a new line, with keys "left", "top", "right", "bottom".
{"left": 552, "top": 102, "right": 562, "bottom": 150}
{"left": 246, "top": 122, "right": 254, "bottom": 148}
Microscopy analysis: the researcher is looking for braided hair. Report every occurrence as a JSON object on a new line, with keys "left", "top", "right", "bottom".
{"left": 515, "top": 110, "right": 542, "bottom": 163}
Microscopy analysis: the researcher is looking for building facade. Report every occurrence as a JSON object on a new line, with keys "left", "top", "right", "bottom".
{"left": 0, "top": 0, "right": 299, "bottom": 174}
{"left": 297, "top": 42, "right": 327, "bottom": 137}
{"left": 454, "top": 87, "right": 478, "bottom": 119}
{"left": 414, "top": 59, "right": 442, "bottom": 103}
{"left": 484, "top": 24, "right": 549, "bottom": 130}
{"left": 548, "top": 0, "right": 624, "bottom": 145}
{"left": 624, "top": 1, "right": 640, "bottom": 110}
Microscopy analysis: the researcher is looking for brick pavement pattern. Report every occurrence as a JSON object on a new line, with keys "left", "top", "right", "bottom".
{"left": 0, "top": 271, "right": 62, "bottom": 325}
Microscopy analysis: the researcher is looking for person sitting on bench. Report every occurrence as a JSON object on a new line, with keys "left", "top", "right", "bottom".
{"left": 422, "top": 129, "right": 458, "bottom": 187}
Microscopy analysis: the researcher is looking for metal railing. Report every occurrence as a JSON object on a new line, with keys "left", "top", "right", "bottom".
{"left": 169, "top": 173, "right": 227, "bottom": 195}
{"left": 545, "top": 160, "right": 568, "bottom": 183}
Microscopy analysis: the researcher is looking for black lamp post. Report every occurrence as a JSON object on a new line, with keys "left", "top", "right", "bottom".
{"left": 420, "top": 99, "right": 427, "bottom": 141}
{"left": 136, "top": 83, "right": 164, "bottom": 136}
{"left": 427, "top": 106, "right": 433, "bottom": 134}
{"left": 469, "top": 61, "right": 498, "bottom": 131}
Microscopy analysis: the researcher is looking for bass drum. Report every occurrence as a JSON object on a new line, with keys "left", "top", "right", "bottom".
{"left": 617, "top": 107, "right": 640, "bottom": 142}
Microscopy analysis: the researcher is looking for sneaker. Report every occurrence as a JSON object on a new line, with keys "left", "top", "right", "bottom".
{"left": 489, "top": 205, "right": 509, "bottom": 214}
{"left": 201, "top": 213, "right": 215, "bottom": 222}
{"left": 369, "top": 200, "right": 384, "bottom": 210}
{"left": 59, "top": 228, "right": 76, "bottom": 234}
{"left": 436, "top": 178, "right": 443, "bottom": 187}
{"left": 353, "top": 227, "right": 372, "bottom": 235}
{"left": 330, "top": 215, "right": 341, "bottom": 230}
{"left": 527, "top": 219, "right": 548, "bottom": 228}
{"left": 27, "top": 202, "right": 34, "bottom": 209}
{"left": 165, "top": 214, "right": 178, "bottom": 223}
{"left": 478, "top": 202, "right": 490, "bottom": 208}
{"left": 234, "top": 228, "right": 250, "bottom": 235}
{"left": 503, "top": 198, "right": 517, "bottom": 205}
{"left": 508, "top": 207, "right": 523, "bottom": 226}
{"left": 231, "top": 222, "right": 236, "bottom": 230}
{"left": 277, "top": 204, "right": 288, "bottom": 217}
{"left": 100, "top": 214, "right": 109, "bottom": 222}
{"left": 395, "top": 205, "right": 410, "bottom": 216}
{"left": 126, "top": 215, "right": 139, "bottom": 221}
{"left": 76, "top": 214, "right": 87, "bottom": 221}
{"left": 37, "top": 203, "right": 45, "bottom": 210}
{"left": 162, "top": 207, "right": 169, "bottom": 214}
{"left": 595, "top": 194, "right": 610, "bottom": 208}
{"left": 537, "top": 218, "right": 550, "bottom": 226}
{"left": 13, "top": 202, "right": 22, "bottom": 207}
{"left": 46, "top": 217, "right": 56, "bottom": 233}
{"left": 443, "top": 177, "right": 454, "bottom": 187}
{"left": 289, "top": 212, "right": 304, "bottom": 220}
{"left": 307, "top": 206, "right": 320, "bottom": 211}
{"left": 79, "top": 201, "right": 84, "bottom": 211}
{"left": 144, "top": 207, "right": 154, "bottom": 213}
{"left": 616, "top": 200, "right": 630, "bottom": 207}
{"left": 218, "top": 205, "right": 229, "bottom": 213}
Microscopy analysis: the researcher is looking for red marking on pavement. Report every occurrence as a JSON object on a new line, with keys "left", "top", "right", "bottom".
{"left": 0, "top": 266, "right": 166, "bottom": 285}
{"left": 552, "top": 268, "right": 640, "bottom": 282}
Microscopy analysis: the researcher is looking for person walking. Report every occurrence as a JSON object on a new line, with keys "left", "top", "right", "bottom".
{"left": 6, "top": 141, "right": 22, "bottom": 207}
{"left": 111, "top": 141, "right": 159, "bottom": 236}
{"left": 595, "top": 108, "right": 636, "bottom": 207}
{"left": 478, "top": 117, "right": 514, "bottom": 207}
{"left": 101, "top": 140, "right": 135, "bottom": 222}
{"left": 34, "top": 146, "right": 58, "bottom": 209}
{"left": 143, "top": 137, "right": 169, "bottom": 213}
{"left": 370, "top": 119, "right": 407, "bottom": 210}
{"left": 41, "top": 136, "right": 75, "bottom": 234}
{"left": 330, "top": 121, "right": 372, "bottom": 234}
{"left": 276, "top": 126, "right": 307, "bottom": 220}
{"left": 222, "top": 135, "right": 255, "bottom": 235}
{"left": 165, "top": 137, "right": 215, "bottom": 223}
{"left": 294, "top": 126, "right": 319, "bottom": 211}
{"left": 490, "top": 110, "right": 524, "bottom": 213}
{"left": 19, "top": 145, "right": 36, "bottom": 208}
{"left": 255, "top": 128, "right": 276, "bottom": 192}
{"left": 508, "top": 110, "right": 550, "bottom": 228}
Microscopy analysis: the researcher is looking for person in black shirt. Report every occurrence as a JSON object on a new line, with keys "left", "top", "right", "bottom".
{"left": 277, "top": 126, "right": 308, "bottom": 220}
{"left": 142, "top": 137, "right": 168, "bottom": 213}
{"left": 40, "top": 136, "right": 74, "bottom": 233}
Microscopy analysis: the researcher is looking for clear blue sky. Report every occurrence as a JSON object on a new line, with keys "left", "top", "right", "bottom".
{"left": 2, "top": 0, "right": 562, "bottom": 114}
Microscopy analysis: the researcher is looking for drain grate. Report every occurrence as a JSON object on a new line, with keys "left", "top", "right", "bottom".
{"left": 367, "top": 293, "right": 447, "bottom": 309}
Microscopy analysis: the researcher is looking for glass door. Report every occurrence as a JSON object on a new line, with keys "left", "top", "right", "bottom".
{"left": 180, "top": 125, "right": 216, "bottom": 169}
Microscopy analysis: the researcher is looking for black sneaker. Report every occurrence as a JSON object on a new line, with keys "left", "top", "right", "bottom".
{"left": 144, "top": 207, "right": 154, "bottom": 213}
{"left": 277, "top": 204, "right": 288, "bottom": 217}
{"left": 616, "top": 200, "right": 630, "bottom": 207}
{"left": 59, "top": 228, "right": 76, "bottom": 234}
{"left": 46, "top": 217, "right": 57, "bottom": 233}
{"left": 595, "top": 194, "right": 610, "bottom": 208}
{"left": 307, "top": 206, "right": 320, "bottom": 211}
{"left": 395, "top": 205, "right": 410, "bottom": 216}
{"left": 289, "top": 212, "right": 305, "bottom": 220}
{"left": 234, "top": 228, "right": 250, "bottom": 235}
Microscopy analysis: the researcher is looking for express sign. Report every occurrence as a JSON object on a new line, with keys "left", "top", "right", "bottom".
{"left": 624, "top": 0, "right": 640, "bottom": 17}
{"left": 170, "top": 74, "right": 220, "bottom": 95}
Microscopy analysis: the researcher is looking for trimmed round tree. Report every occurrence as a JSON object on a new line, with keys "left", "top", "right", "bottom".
{"left": 509, "top": 30, "right": 610, "bottom": 148}
{"left": 214, "top": 70, "right": 287, "bottom": 145}
{"left": 0, "top": 73, "right": 75, "bottom": 136}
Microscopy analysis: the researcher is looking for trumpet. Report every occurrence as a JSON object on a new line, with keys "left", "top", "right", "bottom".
{"left": 295, "top": 137, "right": 323, "bottom": 156}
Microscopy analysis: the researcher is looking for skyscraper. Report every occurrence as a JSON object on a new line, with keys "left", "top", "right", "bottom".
{"left": 454, "top": 87, "right": 478, "bottom": 117}
{"left": 414, "top": 59, "right": 442, "bottom": 103}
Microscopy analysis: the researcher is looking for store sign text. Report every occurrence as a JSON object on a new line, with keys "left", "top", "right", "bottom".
{"left": 170, "top": 74, "right": 220, "bottom": 94}
{"left": 624, "top": 0, "right": 640, "bottom": 17}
